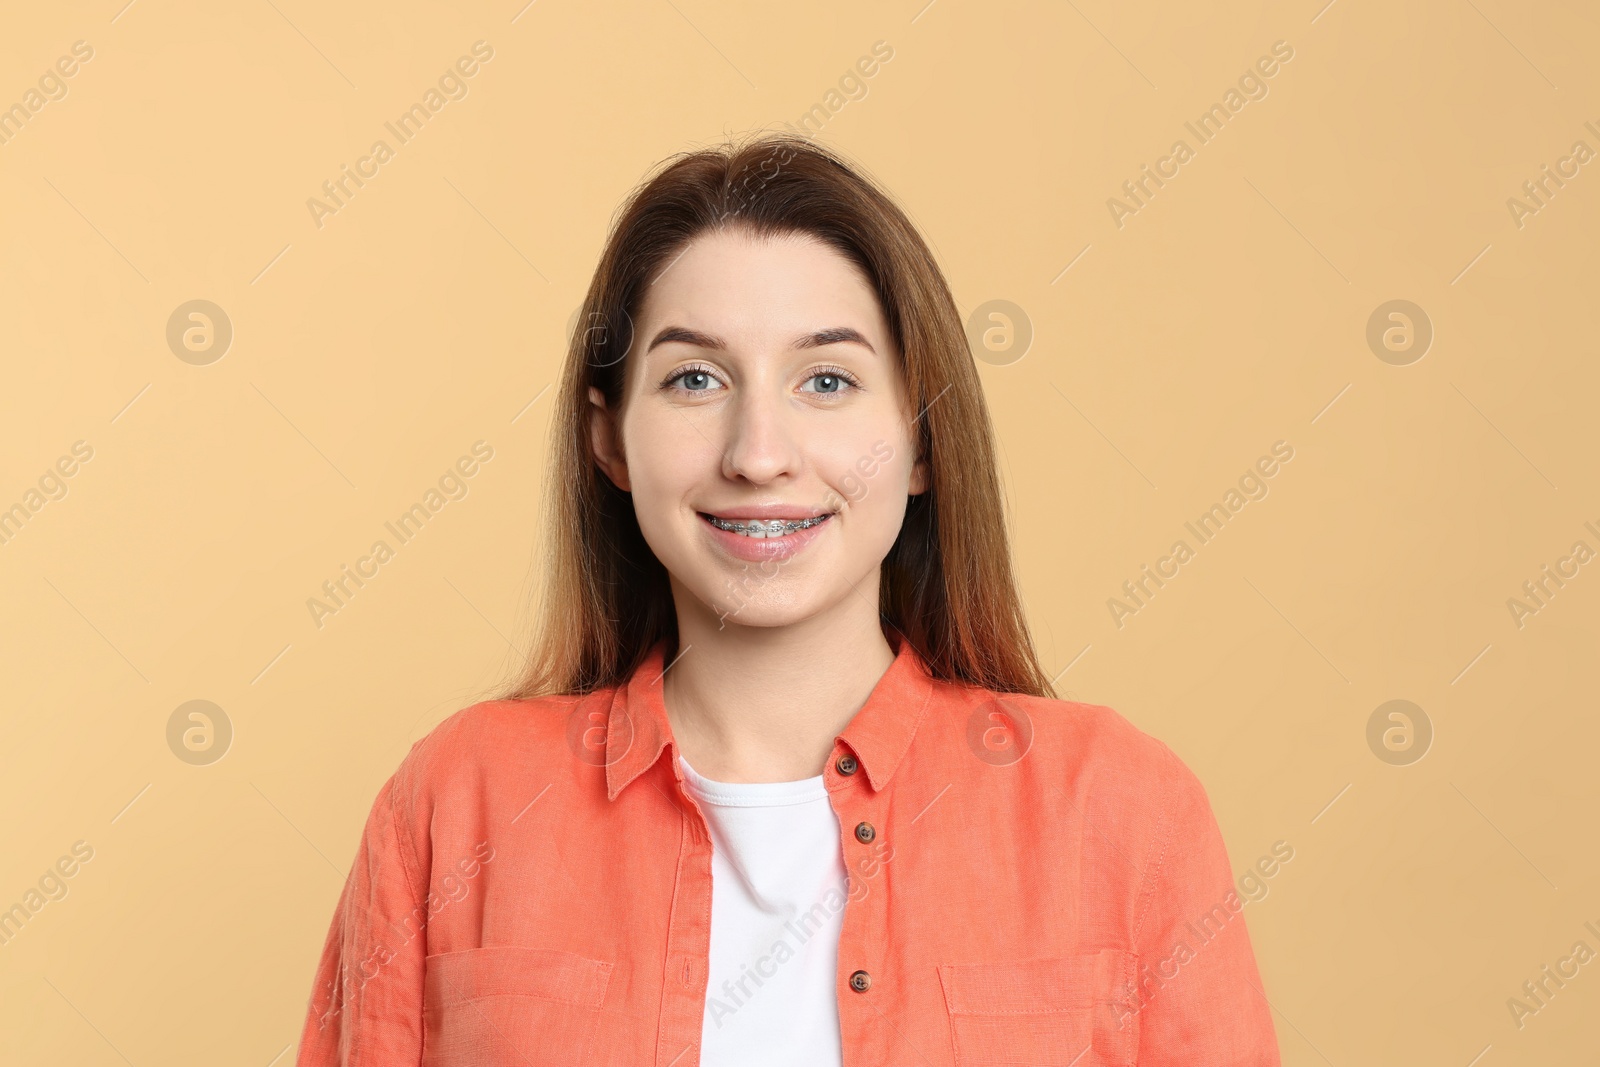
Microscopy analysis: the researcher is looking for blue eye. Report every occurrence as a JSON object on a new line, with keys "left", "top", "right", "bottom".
{"left": 800, "top": 368, "right": 860, "bottom": 394}
{"left": 664, "top": 365, "right": 725, "bottom": 392}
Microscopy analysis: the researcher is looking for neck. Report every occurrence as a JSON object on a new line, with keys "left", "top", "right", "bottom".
{"left": 662, "top": 586, "right": 896, "bottom": 783}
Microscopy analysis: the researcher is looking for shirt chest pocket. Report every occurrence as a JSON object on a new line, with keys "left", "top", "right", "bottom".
{"left": 937, "top": 949, "right": 1138, "bottom": 1067}
{"left": 423, "top": 945, "right": 613, "bottom": 1067}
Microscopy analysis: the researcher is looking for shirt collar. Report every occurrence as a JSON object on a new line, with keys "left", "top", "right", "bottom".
{"left": 605, "top": 628, "right": 937, "bottom": 800}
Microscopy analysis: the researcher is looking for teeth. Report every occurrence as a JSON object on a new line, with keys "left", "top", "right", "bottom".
{"left": 706, "top": 514, "right": 828, "bottom": 537}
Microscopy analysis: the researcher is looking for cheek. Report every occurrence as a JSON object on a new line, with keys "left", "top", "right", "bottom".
{"left": 826, "top": 440, "right": 911, "bottom": 533}
{"left": 621, "top": 412, "right": 702, "bottom": 531}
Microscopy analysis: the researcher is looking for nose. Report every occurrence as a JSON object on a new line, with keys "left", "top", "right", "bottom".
{"left": 720, "top": 387, "right": 801, "bottom": 485}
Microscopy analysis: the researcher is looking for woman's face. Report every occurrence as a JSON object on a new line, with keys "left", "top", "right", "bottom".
{"left": 589, "top": 227, "right": 929, "bottom": 632}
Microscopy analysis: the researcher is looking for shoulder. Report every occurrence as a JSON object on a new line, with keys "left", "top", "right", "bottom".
{"left": 956, "top": 686, "right": 1213, "bottom": 821}
{"left": 384, "top": 688, "right": 613, "bottom": 806}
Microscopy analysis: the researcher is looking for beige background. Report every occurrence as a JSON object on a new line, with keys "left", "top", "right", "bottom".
{"left": 2, "top": 0, "right": 1597, "bottom": 1062}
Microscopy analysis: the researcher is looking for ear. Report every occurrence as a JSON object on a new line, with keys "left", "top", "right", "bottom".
{"left": 908, "top": 452, "right": 930, "bottom": 496}
{"left": 587, "top": 386, "right": 632, "bottom": 492}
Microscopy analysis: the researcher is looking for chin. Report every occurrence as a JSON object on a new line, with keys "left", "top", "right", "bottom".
{"left": 704, "top": 593, "right": 815, "bottom": 631}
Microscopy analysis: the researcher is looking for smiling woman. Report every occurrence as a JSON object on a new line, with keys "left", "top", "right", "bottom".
{"left": 581, "top": 226, "right": 934, "bottom": 648}
{"left": 293, "top": 131, "right": 1282, "bottom": 1067}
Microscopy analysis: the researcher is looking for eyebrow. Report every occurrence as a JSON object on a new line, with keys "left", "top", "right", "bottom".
{"left": 645, "top": 325, "right": 877, "bottom": 356}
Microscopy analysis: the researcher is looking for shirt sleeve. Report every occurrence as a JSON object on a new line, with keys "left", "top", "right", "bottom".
{"left": 1127, "top": 750, "right": 1282, "bottom": 1065}
{"left": 294, "top": 771, "right": 429, "bottom": 1066}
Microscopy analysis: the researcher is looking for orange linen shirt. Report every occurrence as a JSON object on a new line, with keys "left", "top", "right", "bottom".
{"left": 294, "top": 631, "right": 1281, "bottom": 1066}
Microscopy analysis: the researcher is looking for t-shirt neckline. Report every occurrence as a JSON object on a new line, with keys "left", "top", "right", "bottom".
{"left": 677, "top": 753, "right": 829, "bottom": 807}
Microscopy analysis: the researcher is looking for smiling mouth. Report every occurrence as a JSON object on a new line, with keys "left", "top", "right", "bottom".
{"left": 699, "top": 513, "right": 832, "bottom": 538}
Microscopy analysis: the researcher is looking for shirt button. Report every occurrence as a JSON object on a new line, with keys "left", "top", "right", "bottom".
{"left": 849, "top": 969, "right": 872, "bottom": 992}
{"left": 836, "top": 754, "right": 858, "bottom": 776}
{"left": 854, "top": 821, "right": 875, "bottom": 843}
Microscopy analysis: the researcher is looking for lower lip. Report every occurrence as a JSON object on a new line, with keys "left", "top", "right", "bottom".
{"left": 699, "top": 513, "right": 832, "bottom": 563}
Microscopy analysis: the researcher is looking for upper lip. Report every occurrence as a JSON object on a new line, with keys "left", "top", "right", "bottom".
{"left": 699, "top": 504, "right": 835, "bottom": 520}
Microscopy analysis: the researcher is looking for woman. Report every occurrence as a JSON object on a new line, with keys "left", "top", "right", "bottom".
{"left": 294, "top": 132, "right": 1281, "bottom": 1066}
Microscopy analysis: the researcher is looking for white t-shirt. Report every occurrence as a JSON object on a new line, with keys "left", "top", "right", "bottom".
{"left": 678, "top": 753, "right": 848, "bottom": 1067}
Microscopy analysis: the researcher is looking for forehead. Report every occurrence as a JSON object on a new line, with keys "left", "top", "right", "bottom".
{"left": 636, "top": 228, "right": 889, "bottom": 344}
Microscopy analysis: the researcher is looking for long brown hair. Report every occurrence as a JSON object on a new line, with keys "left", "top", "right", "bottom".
{"left": 495, "top": 131, "right": 1055, "bottom": 701}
